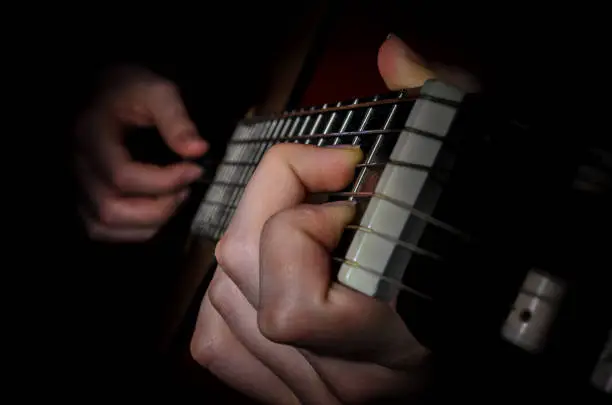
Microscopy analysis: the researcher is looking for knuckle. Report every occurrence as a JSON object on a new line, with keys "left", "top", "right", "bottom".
{"left": 189, "top": 316, "right": 222, "bottom": 368}
{"left": 214, "top": 237, "right": 231, "bottom": 270}
{"left": 263, "top": 208, "right": 298, "bottom": 235}
{"left": 96, "top": 198, "right": 120, "bottom": 226}
{"left": 262, "top": 206, "right": 318, "bottom": 242}
{"left": 191, "top": 277, "right": 235, "bottom": 367}
{"left": 150, "top": 79, "right": 179, "bottom": 98}
{"left": 109, "top": 168, "right": 131, "bottom": 191}
{"left": 207, "top": 274, "right": 229, "bottom": 313}
{"left": 189, "top": 335, "right": 214, "bottom": 367}
{"left": 214, "top": 232, "right": 254, "bottom": 274}
{"left": 258, "top": 303, "right": 305, "bottom": 344}
{"left": 261, "top": 143, "right": 297, "bottom": 166}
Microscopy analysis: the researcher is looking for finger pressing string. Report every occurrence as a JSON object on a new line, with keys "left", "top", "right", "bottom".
{"left": 257, "top": 200, "right": 424, "bottom": 368}
{"left": 214, "top": 143, "right": 363, "bottom": 307}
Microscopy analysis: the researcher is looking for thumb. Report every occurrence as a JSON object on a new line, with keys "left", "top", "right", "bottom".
{"left": 142, "top": 80, "right": 209, "bottom": 158}
{"left": 378, "top": 34, "right": 480, "bottom": 93}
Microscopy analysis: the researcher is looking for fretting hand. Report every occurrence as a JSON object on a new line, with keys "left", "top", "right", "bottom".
{"left": 74, "top": 66, "right": 208, "bottom": 242}
{"left": 190, "top": 35, "right": 477, "bottom": 404}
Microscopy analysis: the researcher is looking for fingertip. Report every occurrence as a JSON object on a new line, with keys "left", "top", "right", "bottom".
{"left": 377, "top": 33, "right": 436, "bottom": 90}
{"left": 165, "top": 128, "right": 209, "bottom": 158}
{"left": 187, "top": 136, "right": 209, "bottom": 156}
{"left": 321, "top": 200, "right": 358, "bottom": 226}
{"left": 179, "top": 163, "right": 204, "bottom": 183}
{"left": 324, "top": 144, "right": 363, "bottom": 165}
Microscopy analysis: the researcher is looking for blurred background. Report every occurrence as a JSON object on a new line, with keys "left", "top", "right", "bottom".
{"left": 15, "top": 0, "right": 607, "bottom": 403}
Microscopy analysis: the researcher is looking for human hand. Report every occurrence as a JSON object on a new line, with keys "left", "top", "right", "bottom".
{"left": 190, "top": 35, "right": 478, "bottom": 404}
{"left": 74, "top": 66, "right": 208, "bottom": 242}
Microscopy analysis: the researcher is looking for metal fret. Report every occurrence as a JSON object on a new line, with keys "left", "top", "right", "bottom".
{"left": 338, "top": 81, "right": 466, "bottom": 300}
{"left": 240, "top": 89, "right": 422, "bottom": 123}
{"left": 333, "top": 99, "right": 358, "bottom": 145}
{"left": 191, "top": 81, "right": 470, "bottom": 301}
{"left": 304, "top": 104, "right": 326, "bottom": 145}
{"left": 351, "top": 94, "right": 397, "bottom": 200}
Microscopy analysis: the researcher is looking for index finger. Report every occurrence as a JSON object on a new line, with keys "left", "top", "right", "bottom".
{"left": 141, "top": 81, "right": 209, "bottom": 158}
{"left": 93, "top": 124, "right": 203, "bottom": 195}
{"left": 215, "top": 143, "right": 363, "bottom": 305}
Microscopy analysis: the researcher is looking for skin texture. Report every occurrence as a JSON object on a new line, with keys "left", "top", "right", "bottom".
{"left": 190, "top": 35, "right": 479, "bottom": 404}
{"left": 75, "top": 66, "right": 209, "bottom": 242}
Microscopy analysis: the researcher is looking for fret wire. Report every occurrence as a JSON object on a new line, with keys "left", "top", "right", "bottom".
{"left": 304, "top": 103, "right": 327, "bottom": 145}
{"left": 240, "top": 91, "right": 459, "bottom": 125}
{"left": 215, "top": 124, "right": 253, "bottom": 238}
{"left": 229, "top": 128, "right": 400, "bottom": 145}
{"left": 294, "top": 106, "right": 315, "bottom": 144}
{"left": 222, "top": 120, "right": 270, "bottom": 237}
{"left": 206, "top": 125, "right": 249, "bottom": 234}
{"left": 195, "top": 208, "right": 441, "bottom": 261}
{"left": 219, "top": 114, "right": 298, "bottom": 236}
{"left": 196, "top": 216, "right": 434, "bottom": 300}
{"left": 351, "top": 95, "right": 379, "bottom": 147}
{"left": 315, "top": 101, "right": 341, "bottom": 146}
{"left": 197, "top": 187, "right": 467, "bottom": 241}
{"left": 219, "top": 118, "right": 281, "bottom": 234}
{"left": 199, "top": 93, "right": 411, "bottom": 238}
{"left": 285, "top": 115, "right": 303, "bottom": 143}
{"left": 204, "top": 160, "right": 444, "bottom": 180}
{"left": 194, "top": 87, "right": 473, "bottom": 300}
{"left": 277, "top": 115, "right": 301, "bottom": 150}
{"left": 333, "top": 99, "right": 358, "bottom": 145}
{"left": 197, "top": 91, "right": 430, "bottom": 240}
{"left": 352, "top": 93, "right": 403, "bottom": 199}
{"left": 213, "top": 123, "right": 259, "bottom": 238}
{"left": 241, "top": 91, "right": 421, "bottom": 123}
{"left": 226, "top": 125, "right": 447, "bottom": 146}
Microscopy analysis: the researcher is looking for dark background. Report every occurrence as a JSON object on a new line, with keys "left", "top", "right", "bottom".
{"left": 13, "top": 1, "right": 610, "bottom": 403}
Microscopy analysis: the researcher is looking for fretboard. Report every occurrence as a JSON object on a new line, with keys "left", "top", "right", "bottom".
{"left": 191, "top": 87, "right": 421, "bottom": 240}
{"left": 191, "top": 79, "right": 469, "bottom": 303}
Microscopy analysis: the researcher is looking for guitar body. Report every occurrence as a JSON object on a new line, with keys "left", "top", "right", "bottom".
{"left": 161, "top": 1, "right": 611, "bottom": 402}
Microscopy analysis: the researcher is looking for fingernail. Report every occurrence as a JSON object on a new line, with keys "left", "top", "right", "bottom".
{"left": 183, "top": 165, "right": 203, "bottom": 182}
{"left": 386, "top": 32, "right": 395, "bottom": 41}
{"left": 323, "top": 199, "right": 358, "bottom": 223}
{"left": 335, "top": 144, "right": 364, "bottom": 164}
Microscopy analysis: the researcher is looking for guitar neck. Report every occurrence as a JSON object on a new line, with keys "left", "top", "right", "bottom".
{"left": 190, "top": 79, "right": 474, "bottom": 308}
{"left": 191, "top": 89, "right": 419, "bottom": 240}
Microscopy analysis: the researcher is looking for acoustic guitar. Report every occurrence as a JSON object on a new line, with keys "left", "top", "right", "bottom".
{"left": 157, "top": 1, "right": 611, "bottom": 401}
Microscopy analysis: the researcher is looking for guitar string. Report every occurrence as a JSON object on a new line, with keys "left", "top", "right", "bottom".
{"left": 196, "top": 190, "right": 467, "bottom": 241}
{"left": 193, "top": 94, "right": 447, "bottom": 299}
{"left": 197, "top": 161, "right": 451, "bottom": 189}
{"left": 225, "top": 127, "right": 443, "bottom": 145}
{"left": 240, "top": 89, "right": 460, "bottom": 123}
{"left": 192, "top": 91, "right": 459, "bottom": 300}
